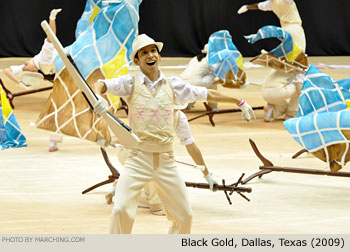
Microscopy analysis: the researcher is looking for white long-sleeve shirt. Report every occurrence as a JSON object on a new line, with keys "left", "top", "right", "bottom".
{"left": 100, "top": 69, "right": 208, "bottom": 106}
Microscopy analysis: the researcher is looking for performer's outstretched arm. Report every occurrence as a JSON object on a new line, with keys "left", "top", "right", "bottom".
{"left": 237, "top": 3, "right": 260, "bottom": 14}
{"left": 206, "top": 89, "right": 256, "bottom": 121}
{"left": 238, "top": 0, "right": 294, "bottom": 14}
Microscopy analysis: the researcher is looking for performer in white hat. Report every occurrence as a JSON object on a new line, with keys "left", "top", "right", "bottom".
{"left": 93, "top": 33, "right": 255, "bottom": 234}
{"left": 238, "top": 0, "right": 306, "bottom": 121}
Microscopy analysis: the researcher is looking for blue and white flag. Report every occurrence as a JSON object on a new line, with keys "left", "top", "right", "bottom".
{"left": 75, "top": 0, "right": 103, "bottom": 38}
{"left": 55, "top": 0, "right": 142, "bottom": 79}
{"left": 284, "top": 110, "right": 350, "bottom": 152}
{"left": 297, "top": 65, "right": 350, "bottom": 117}
{"left": 245, "top": 25, "right": 302, "bottom": 63}
{"left": 284, "top": 66, "right": 350, "bottom": 167}
{"left": 207, "top": 30, "right": 243, "bottom": 79}
{"left": 0, "top": 86, "right": 27, "bottom": 150}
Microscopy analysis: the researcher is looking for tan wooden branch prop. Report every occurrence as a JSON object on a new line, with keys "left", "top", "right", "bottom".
{"left": 292, "top": 148, "right": 308, "bottom": 159}
{"left": 241, "top": 139, "right": 350, "bottom": 185}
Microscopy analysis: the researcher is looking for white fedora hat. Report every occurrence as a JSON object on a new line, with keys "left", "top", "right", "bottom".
{"left": 129, "top": 34, "right": 163, "bottom": 60}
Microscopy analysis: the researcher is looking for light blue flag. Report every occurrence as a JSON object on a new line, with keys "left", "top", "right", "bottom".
{"left": 0, "top": 109, "right": 27, "bottom": 149}
{"left": 75, "top": 0, "right": 103, "bottom": 39}
{"left": 284, "top": 65, "right": 350, "bottom": 159}
{"left": 245, "top": 25, "right": 303, "bottom": 63}
{"left": 0, "top": 99, "right": 27, "bottom": 150}
{"left": 1, "top": 85, "right": 27, "bottom": 149}
{"left": 338, "top": 78, "right": 350, "bottom": 92}
{"left": 207, "top": 30, "right": 243, "bottom": 79}
{"left": 55, "top": 0, "right": 142, "bottom": 79}
{"left": 297, "top": 65, "right": 350, "bottom": 117}
{"left": 284, "top": 110, "right": 350, "bottom": 152}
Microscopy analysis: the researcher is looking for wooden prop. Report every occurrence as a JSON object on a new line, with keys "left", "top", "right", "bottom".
{"left": 82, "top": 148, "right": 252, "bottom": 204}
{"left": 250, "top": 52, "right": 307, "bottom": 74}
{"left": 41, "top": 20, "right": 140, "bottom": 149}
{"left": 241, "top": 139, "right": 350, "bottom": 185}
{"left": 0, "top": 78, "right": 52, "bottom": 109}
{"left": 221, "top": 68, "right": 247, "bottom": 89}
{"left": 292, "top": 148, "right": 308, "bottom": 159}
{"left": 188, "top": 102, "right": 263, "bottom": 126}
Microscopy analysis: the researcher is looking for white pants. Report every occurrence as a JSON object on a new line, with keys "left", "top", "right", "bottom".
{"left": 110, "top": 149, "right": 193, "bottom": 234}
{"left": 262, "top": 69, "right": 299, "bottom": 119}
{"left": 117, "top": 147, "right": 163, "bottom": 207}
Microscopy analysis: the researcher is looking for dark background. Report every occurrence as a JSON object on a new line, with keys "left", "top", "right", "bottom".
{"left": 0, "top": 0, "right": 349, "bottom": 58}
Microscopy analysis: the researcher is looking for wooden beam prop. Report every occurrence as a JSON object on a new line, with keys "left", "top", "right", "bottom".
{"left": 0, "top": 78, "right": 52, "bottom": 109}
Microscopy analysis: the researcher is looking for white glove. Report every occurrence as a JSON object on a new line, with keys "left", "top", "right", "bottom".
{"left": 50, "top": 8, "right": 62, "bottom": 20}
{"left": 238, "top": 99, "right": 256, "bottom": 122}
{"left": 93, "top": 94, "right": 109, "bottom": 114}
{"left": 237, "top": 5, "right": 248, "bottom": 14}
{"left": 204, "top": 173, "right": 219, "bottom": 192}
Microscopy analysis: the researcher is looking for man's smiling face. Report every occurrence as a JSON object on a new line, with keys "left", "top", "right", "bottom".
{"left": 133, "top": 44, "right": 161, "bottom": 77}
